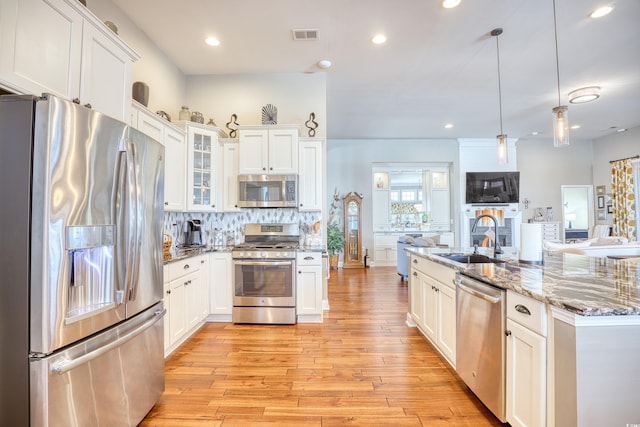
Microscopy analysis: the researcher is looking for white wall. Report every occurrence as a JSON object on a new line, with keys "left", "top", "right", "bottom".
{"left": 185, "top": 74, "right": 327, "bottom": 137}
{"left": 327, "top": 139, "right": 458, "bottom": 261}
{"left": 88, "top": 1, "right": 187, "bottom": 119}
{"left": 516, "top": 138, "right": 593, "bottom": 224}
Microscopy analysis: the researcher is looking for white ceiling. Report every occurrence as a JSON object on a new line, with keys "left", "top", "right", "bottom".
{"left": 111, "top": 0, "right": 640, "bottom": 141}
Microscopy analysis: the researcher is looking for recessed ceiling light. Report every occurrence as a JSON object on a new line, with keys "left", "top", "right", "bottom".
{"left": 444, "top": 123, "right": 454, "bottom": 129}
{"left": 205, "top": 37, "right": 220, "bottom": 46}
{"left": 568, "top": 86, "right": 600, "bottom": 104}
{"left": 442, "top": 0, "right": 461, "bottom": 8}
{"left": 317, "top": 59, "right": 332, "bottom": 69}
{"left": 531, "top": 131, "right": 539, "bottom": 136}
{"left": 371, "top": 34, "right": 387, "bottom": 45}
{"left": 590, "top": 5, "right": 613, "bottom": 18}
{"left": 616, "top": 128, "right": 628, "bottom": 133}
{"left": 571, "top": 125, "right": 581, "bottom": 129}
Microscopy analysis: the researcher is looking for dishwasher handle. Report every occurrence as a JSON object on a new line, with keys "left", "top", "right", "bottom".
{"left": 454, "top": 275, "right": 501, "bottom": 304}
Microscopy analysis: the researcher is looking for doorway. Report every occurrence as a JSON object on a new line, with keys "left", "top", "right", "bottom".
{"left": 561, "top": 185, "right": 594, "bottom": 242}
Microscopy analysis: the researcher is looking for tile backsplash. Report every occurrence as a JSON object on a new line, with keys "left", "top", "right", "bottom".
{"left": 163, "top": 209, "right": 322, "bottom": 247}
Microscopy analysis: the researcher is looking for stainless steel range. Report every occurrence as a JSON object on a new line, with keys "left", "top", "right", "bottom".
{"left": 232, "top": 223, "right": 299, "bottom": 324}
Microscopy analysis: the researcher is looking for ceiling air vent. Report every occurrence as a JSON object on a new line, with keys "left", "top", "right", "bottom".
{"left": 292, "top": 29, "right": 319, "bottom": 41}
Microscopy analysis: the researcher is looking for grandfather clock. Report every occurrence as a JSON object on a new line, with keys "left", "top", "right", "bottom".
{"left": 342, "top": 192, "right": 363, "bottom": 268}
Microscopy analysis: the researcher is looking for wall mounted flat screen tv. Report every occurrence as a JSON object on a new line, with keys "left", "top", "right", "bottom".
{"left": 465, "top": 171, "right": 520, "bottom": 204}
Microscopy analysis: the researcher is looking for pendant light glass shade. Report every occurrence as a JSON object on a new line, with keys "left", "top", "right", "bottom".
{"left": 497, "top": 134, "right": 508, "bottom": 164}
{"left": 552, "top": 105, "right": 569, "bottom": 147}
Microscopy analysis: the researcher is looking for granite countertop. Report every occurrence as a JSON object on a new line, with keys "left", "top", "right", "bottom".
{"left": 406, "top": 246, "right": 640, "bottom": 317}
{"left": 164, "top": 246, "right": 232, "bottom": 264}
{"left": 164, "top": 245, "right": 325, "bottom": 264}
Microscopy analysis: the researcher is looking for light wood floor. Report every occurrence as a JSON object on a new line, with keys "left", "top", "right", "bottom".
{"left": 141, "top": 266, "right": 503, "bottom": 426}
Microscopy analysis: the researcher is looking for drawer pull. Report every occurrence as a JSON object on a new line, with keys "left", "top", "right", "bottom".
{"left": 184, "top": 264, "right": 190, "bottom": 270}
{"left": 413, "top": 259, "right": 418, "bottom": 264}
{"left": 515, "top": 304, "right": 531, "bottom": 316}
{"left": 304, "top": 256, "right": 314, "bottom": 260}
{"left": 505, "top": 329, "right": 512, "bottom": 336}
{"left": 413, "top": 271, "right": 417, "bottom": 276}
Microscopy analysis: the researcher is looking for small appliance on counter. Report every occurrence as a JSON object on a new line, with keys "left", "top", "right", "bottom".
{"left": 180, "top": 219, "right": 204, "bottom": 248}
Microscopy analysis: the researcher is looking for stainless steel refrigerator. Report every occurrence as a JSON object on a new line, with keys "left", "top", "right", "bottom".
{"left": 0, "top": 94, "right": 166, "bottom": 426}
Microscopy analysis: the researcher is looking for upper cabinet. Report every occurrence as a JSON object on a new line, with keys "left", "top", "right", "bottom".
{"left": 131, "top": 102, "right": 186, "bottom": 212}
{"left": 0, "top": 0, "right": 139, "bottom": 122}
{"left": 298, "top": 138, "right": 323, "bottom": 211}
{"left": 238, "top": 126, "right": 299, "bottom": 175}
{"left": 177, "top": 122, "right": 220, "bottom": 212}
{"left": 221, "top": 139, "right": 241, "bottom": 212}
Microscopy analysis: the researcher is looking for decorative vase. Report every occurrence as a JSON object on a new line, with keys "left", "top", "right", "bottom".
{"left": 329, "top": 255, "right": 339, "bottom": 270}
{"left": 132, "top": 81, "right": 149, "bottom": 107}
{"left": 191, "top": 111, "right": 204, "bottom": 124}
{"left": 179, "top": 106, "right": 190, "bottom": 121}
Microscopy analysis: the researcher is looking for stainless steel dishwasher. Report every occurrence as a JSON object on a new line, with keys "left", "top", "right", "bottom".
{"left": 454, "top": 272, "right": 506, "bottom": 423}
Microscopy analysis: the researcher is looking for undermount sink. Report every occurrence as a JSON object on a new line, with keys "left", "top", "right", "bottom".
{"left": 435, "top": 253, "right": 506, "bottom": 264}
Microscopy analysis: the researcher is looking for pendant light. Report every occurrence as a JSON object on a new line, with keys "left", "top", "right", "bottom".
{"left": 552, "top": 0, "right": 569, "bottom": 147}
{"left": 492, "top": 28, "right": 508, "bottom": 164}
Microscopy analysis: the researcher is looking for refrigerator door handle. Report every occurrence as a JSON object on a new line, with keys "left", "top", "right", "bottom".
{"left": 50, "top": 309, "right": 166, "bottom": 374}
{"left": 125, "top": 140, "right": 141, "bottom": 302}
{"left": 114, "top": 142, "right": 128, "bottom": 304}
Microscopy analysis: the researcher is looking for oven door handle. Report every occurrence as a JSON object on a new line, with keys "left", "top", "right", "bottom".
{"left": 234, "top": 260, "right": 293, "bottom": 266}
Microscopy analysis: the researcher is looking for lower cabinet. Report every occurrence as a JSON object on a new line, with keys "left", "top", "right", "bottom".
{"left": 409, "top": 255, "right": 456, "bottom": 367}
{"left": 506, "top": 291, "right": 547, "bottom": 427}
{"left": 296, "top": 251, "right": 323, "bottom": 323}
{"left": 209, "top": 251, "right": 233, "bottom": 321}
{"left": 163, "top": 255, "right": 208, "bottom": 356}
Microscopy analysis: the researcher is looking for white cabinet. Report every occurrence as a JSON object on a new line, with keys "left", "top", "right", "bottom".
{"left": 506, "top": 291, "right": 547, "bottom": 427}
{"left": 374, "top": 233, "right": 401, "bottom": 266}
{"left": 238, "top": 126, "right": 299, "bottom": 174}
{"left": 132, "top": 102, "right": 186, "bottom": 211}
{"left": 178, "top": 122, "right": 220, "bottom": 212}
{"left": 296, "top": 251, "right": 323, "bottom": 323}
{"left": 163, "top": 255, "right": 209, "bottom": 356}
{"left": 209, "top": 251, "right": 233, "bottom": 321}
{"left": 221, "top": 139, "right": 240, "bottom": 212}
{"left": 409, "top": 255, "right": 456, "bottom": 367}
{"left": 540, "top": 221, "right": 560, "bottom": 243}
{"left": 298, "top": 138, "right": 323, "bottom": 211}
{"left": 0, "top": 0, "right": 138, "bottom": 122}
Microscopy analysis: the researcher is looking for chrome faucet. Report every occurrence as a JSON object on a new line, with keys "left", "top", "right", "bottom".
{"left": 471, "top": 214, "right": 503, "bottom": 258}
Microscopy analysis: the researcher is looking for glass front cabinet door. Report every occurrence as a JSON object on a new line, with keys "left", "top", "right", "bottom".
{"left": 343, "top": 192, "right": 363, "bottom": 268}
{"left": 180, "top": 122, "right": 219, "bottom": 212}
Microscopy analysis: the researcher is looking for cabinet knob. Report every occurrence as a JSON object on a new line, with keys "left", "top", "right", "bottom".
{"left": 505, "top": 329, "right": 512, "bottom": 336}
{"left": 269, "top": 167, "right": 273, "bottom": 171}
{"left": 166, "top": 290, "right": 171, "bottom": 295}
{"left": 298, "top": 271, "right": 302, "bottom": 274}
{"left": 72, "top": 98, "right": 80, "bottom": 104}
{"left": 412, "top": 271, "right": 417, "bottom": 276}
{"left": 84, "top": 103, "right": 92, "bottom": 109}
{"left": 413, "top": 259, "right": 418, "bottom": 263}
{"left": 164, "top": 202, "right": 169, "bottom": 205}
{"left": 262, "top": 167, "right": 267, "bottom": 171}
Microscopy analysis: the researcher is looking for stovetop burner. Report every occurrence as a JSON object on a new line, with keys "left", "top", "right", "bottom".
{"left": 233, "top": 223, "right": 300, "bottom": 259}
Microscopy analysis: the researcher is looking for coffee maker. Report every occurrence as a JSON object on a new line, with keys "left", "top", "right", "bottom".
{"left": 182, "top": 219, "right": 204, "bottom": 247}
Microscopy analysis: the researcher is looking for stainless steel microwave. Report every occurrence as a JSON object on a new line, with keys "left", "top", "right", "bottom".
{"left": 238, "top": 174, "right": 298, "bottom": 208}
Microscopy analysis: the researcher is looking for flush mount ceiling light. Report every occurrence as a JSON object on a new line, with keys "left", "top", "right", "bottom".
{"left": 371, "top": 34, "right": 387, "bottom": 44}
{"left": 568, "top": 86, "right": 601, "bottom": 103}
{"left": 444, "top": 123, "right": 454, "bottom": 129}
{"left": 491, "top": 28, "right": 508, "bottom": 165}
{"left": 590, "top": 5, "right": 613, "bottom": 18}
{"left": 317, "top": 59, "right": 332, "bottom": 69}
{"left": 442, "top": 0, "right": 461, "bottom": 8}
{"left": 551, "top": 0, "right": 569, "bottom": 147}
{"left": 205, "top": 37, "right": 220, "bottom": 46}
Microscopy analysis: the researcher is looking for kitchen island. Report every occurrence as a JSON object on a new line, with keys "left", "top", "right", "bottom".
{"left": 406, "top": 246, "right": 640, "bottom": 427}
